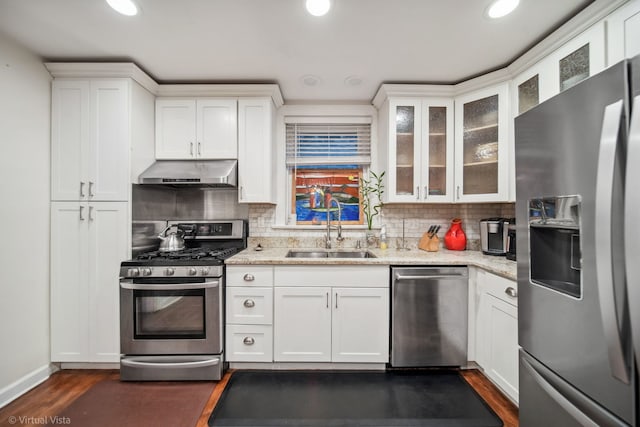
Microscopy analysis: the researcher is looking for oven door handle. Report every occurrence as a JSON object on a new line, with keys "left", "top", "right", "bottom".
{"left": 119, "top": 279, "right": 220, "bottom": 290}
{"left": 120, "top": 357, "right": 220, "bottom": 369}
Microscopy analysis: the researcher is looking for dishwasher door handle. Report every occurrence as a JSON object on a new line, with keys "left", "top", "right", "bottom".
{"left": 395, "top": 274, "right": 465, "bottom": 281}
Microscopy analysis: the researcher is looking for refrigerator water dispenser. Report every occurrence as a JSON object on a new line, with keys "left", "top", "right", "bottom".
{"left": 528, "top": 196, "right": 582, "bottom": 298}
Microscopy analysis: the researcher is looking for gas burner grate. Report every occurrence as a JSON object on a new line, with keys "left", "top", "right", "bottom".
{"left": 135, "top": 247, "right": 240, "bottom": 261}
{"left": 207, "top": 248, "right": 239, "bottom": 259}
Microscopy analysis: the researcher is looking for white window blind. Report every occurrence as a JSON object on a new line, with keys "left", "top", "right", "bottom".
{"left": 286, "top": 123, "right": 371, "bottom": 166}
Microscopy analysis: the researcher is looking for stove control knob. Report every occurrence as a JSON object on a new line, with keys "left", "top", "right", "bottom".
{"left": 165, "top": 268, "right": 175, "bottom": 276}
{"left": 200, "top": 267, "right": 210, "bottom": 276}
{"left": 188, "top": 267, "right": 198, "bottom": 276}
{"left": 127, "top": 268, "right": 140, "bottom": 277}
{"left": 141, "top": 268, "right": 152, "bottom": 276}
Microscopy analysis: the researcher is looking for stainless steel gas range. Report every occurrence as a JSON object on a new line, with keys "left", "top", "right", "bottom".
{"left": 119, "top": 219, "right": 247, "bottom": 381}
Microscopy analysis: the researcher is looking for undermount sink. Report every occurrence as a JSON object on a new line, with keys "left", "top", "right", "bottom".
{"left": 285, "top": 250, "right": 376, "bottom": 259}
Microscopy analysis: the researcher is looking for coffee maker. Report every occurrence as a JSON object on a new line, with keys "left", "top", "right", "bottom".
{"left": 480, "top": 218, "right": 514, "bottom": 256}
{"left": 506, "top": 223, "right": 516, "bottom": 260}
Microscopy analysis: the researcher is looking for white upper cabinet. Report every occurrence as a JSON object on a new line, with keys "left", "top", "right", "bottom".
{"left": 380, "top": 97, "right": 455, "bottom": 203}
{"left": 454, "top": 82, "right": 510, "bottom": 202}
{"left": 538, "top": 22, "right": 606, "bottom": 98}
{"left": 155, "top": 98, "right": 237, "bottom": 160}
{"left": 197, "top": 99, "right": 238, "bottom": 158}
{"left": 154, "top": 99, "right": 196, "bottom": 158}
{"left": 51, "top": 79, "right": 129, "bottom": 201}
{"left": 238, "top": 97, "right": 276, "bottom": 203}
{"left": 607, "top": 0, "right": 640, "bottom": 64}
{"left": 374, "top": 84, "right": 512, "bottom": 204}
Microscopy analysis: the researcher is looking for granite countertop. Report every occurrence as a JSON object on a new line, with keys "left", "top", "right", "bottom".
{"left": 226, "top": 247, "right": 517, "bottom": 281}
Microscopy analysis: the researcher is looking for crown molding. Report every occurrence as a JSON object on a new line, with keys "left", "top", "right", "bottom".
{"left": 452, "top": 68, "right": 512, "bottom": 96}
{"left": 372, "top": 84, "right": 455, "bottom": 107}
{"left": 44, "top": 62, "right": 284, "bottom": 106}
{"left": 155, "top": 84, "right": 284, "bottom": 107}
{"left": 506, "top": 0, "right": 628, "bottom": 77}
{"left": 44, "top": 62, "right": 159, "bottom": 94}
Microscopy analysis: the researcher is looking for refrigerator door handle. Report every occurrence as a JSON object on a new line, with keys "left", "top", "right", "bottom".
{"left": 595, "top": 99, "right": 630, "bottom": 384}
{"left": 521, "top": 356, "right": 599, "bottom": 427}
{"left": 625, "top": 94, "right": 640, "bottom": 374}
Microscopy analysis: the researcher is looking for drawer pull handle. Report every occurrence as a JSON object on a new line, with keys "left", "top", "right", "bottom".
{"left": 243, "top": 273, "right": 255, "bottom": 282}
{"left": 505, "top": 287, "right": 518, "bottom": 298}
{"left": 243, "top": 337, "right": 255, "bottom": 346}
{"left": 243, "top": 299, "right": 255, "bottom": 308}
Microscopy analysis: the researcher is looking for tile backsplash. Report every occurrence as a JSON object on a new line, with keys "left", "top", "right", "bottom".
{"left": 248, "top": 203, "right": 515, "bottom": 250}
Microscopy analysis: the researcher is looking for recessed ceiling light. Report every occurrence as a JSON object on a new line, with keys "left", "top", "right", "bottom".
{"left": 306, "top": 0, "right": 331, "bottom": 17}
{"left": 344, "top": 76, "right": 363, "bottom": 87}
{"left": 106, "top": 0, "right": 138, "bottom": 16}
{"left": 301, "top": 75, "right": 322, "bottom": 87}
{"left": 486, "top": 0, "right": 519, "bottom": 19}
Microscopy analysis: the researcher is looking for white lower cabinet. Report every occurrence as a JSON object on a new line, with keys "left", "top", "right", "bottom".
{"left": 50, "top": 201, "right": 128, "bottom": 363}
{"left": 475, "top": 268, "right": 519, "bottom": 403}
{"left": 274, "top": 287, "right": 333, "bottom": 362}
{"left": 225, "top": 266, "right": 275, "bottom": 362}
{"left": 273, "top": 265, "right": 389, "bottom": 364}
{"left": 226, "top": 324, "right": 273, "bottom": 362}
{"left": 330, "top": 287, "right": 389, "bottom": 363}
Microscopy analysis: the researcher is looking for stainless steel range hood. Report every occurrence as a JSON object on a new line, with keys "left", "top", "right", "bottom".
{"left": 138, "top": 160, "right": 237, "bottom": 187}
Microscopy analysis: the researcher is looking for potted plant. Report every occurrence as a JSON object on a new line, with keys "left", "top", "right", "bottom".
{"left": 360, "top": 171, "right": 385, "bottom": 246}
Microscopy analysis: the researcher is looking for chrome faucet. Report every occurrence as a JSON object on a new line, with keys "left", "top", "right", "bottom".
{"left": 326, "top": 199, "right": 343, "bottom": 249}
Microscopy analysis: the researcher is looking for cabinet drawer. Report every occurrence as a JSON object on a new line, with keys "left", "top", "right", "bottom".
{"left": 226, "top": 265, "right": 273, "bottom": 287}
{"left": 274, "top": 265, "right": 389, "bottom": 287}
{"left": 477, "top": 268, "right": 518, "bottom": 307}
{"left": 226, "top": 287, "right": 273, "bottom": 324}
{"left": 226, "top": 325, "right": 273, "bottom": 362}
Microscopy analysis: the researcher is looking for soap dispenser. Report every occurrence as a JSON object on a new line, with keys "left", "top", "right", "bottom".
{"left": 379, "top": 224, "right": 388, "bottom": 249}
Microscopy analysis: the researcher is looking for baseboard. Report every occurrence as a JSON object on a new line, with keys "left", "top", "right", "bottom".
{"left": 59, "top": 362, "right": 120, "bottom": 370}
{"left": 229, "top": 362, "right": 387, "bottom": 370}
{"left": 0, "top": 364, "right": 57, "bottom": 409}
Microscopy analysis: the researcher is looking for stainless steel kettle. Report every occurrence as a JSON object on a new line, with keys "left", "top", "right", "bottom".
{"left": 157, "top": 226, "right": 185, "bottom": 252}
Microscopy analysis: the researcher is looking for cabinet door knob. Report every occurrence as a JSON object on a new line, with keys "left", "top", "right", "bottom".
{"left": 80, "top": 182, "right": 85, "bottom": 198}
{"left": 88, "top": 181, "right": 94, "bottom": 198}
{"left": 505, "top": 287, "right": 518, "bottom": 298}
{"left": 243, "top": 337, "right": 255, "bottom": 346}
{"left": 190, "top": 142, "right": 194, "bottom": 156}
{"left": 243, "top": 273, "right": 255, "bottom": 281}
{"left": 416, "top": 186, "right": 420, "bottom": 200}
{"left": 79, "top": 205, "right": 85, "bottom": 221}
{"left": 243, "top": 299, "right": 255, "bottom": 308}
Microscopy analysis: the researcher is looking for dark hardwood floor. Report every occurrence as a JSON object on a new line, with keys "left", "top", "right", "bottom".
{"left": 0, "top": 368, "right": 517, "bottom": 427}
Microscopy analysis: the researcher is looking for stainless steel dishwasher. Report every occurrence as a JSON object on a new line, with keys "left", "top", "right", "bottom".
{"left": 391, "top": 266, "right": 468, "bottom": 367}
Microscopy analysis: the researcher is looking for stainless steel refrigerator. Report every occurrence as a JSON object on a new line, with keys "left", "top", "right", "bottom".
{"left": 515, "top": 55, "right": 640, "bottom": 426}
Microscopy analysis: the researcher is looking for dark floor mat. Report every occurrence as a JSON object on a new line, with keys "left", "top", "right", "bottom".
{"left": 208, "top": 370, "right": 503, "bottom": 427}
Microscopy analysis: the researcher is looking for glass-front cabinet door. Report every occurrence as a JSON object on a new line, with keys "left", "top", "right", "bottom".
{"left": 518, "top": 74, "right": 540, "bottom": 115}
{"left": 386, "top": 98, "right": 454, "bottom": 203}
{"left": 391, "top": 100, "right": 420, "bottom": 201}
{"left": 454, "top": 83, "right": 509, "bottom": 202}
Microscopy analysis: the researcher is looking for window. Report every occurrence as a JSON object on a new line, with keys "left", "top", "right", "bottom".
{"left": 286, "top": 122, "right": 371, "bottom": 225}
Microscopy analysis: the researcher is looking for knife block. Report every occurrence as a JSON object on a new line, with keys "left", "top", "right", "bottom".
{"left": 418, "top": 233, "right": 440, "bottom": 252}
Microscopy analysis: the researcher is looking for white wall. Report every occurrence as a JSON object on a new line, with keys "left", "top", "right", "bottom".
{"left": 0, "top": 32, "right": 53, "bottom": 405}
